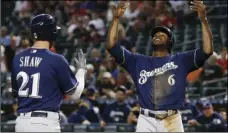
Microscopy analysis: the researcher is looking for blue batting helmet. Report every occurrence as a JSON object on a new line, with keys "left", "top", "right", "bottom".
{"left": 30, "top": 14, "right": 61, "bottom": 42}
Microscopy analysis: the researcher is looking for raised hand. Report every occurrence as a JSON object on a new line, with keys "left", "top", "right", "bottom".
{"left": 190, "top": 0, "right": 207, "bottom": 20}
{"left": 74, "top": 49, "right": 86, "bottom": 69}
{"left": 112, "top": 1, "right": 130, "bottom": 19}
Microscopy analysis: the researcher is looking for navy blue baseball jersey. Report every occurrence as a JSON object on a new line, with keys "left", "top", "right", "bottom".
{"left": 108, "top": 41, "right": 211, "bottom": 110}
{"left": 195, "top": 112, "right": 225, "bottom": 124}
{"left": 195, "top": 112, "right": 226, "bottom": 132}
{"left": 11, "top": 48, "right": 78, "bottom": 113}
{"left": 103, "top": 101, "right": 131, "bottom": 123}
{"left": 68, "top": 105, "right": 88, "bottom": 123}
{"left": 68, "top": 98, "right": 103, "bottom": 123}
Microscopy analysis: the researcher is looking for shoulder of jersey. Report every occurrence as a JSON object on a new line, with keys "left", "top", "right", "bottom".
{"left": 133, "top": 53, "right": 174, "bottom": 60}
{"left": 131, "top": 53, "right": 180, "bottom": 62}
{"left": 173, "top": 52, "right": 182, "bottom": 57}
{"left": 13, "top": 48, "right": 30, "bottom": 61}
{"left": 171, "top": 53, "right": 183, "bottom": 60}
{"left": 15, "top": 48, "right": 31, "bottom": 56}
{"left": 46, "top": 51, "right": 66, "bottom": 61}
{"left": 133, "top": 53, "right": 149, "bottom": 58}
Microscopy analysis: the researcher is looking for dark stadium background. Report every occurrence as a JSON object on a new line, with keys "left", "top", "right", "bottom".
{"left": 1, "top": 1, "right": 227, "bottom": 132}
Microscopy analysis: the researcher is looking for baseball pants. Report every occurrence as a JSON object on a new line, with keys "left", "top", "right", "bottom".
{"left": 15, "top": 111, "right": 61, "bottom": 132}
{"left": 136, "top": 109, "right": 184, "bottom": 132}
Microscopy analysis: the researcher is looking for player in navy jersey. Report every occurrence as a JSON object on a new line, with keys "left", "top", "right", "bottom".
{"left": 188, "top": 102, "right": 226, "bottom": 132}
{"left": 106, "top": 1, "right": 213, "bottom": 132}
{"left": 103, "top": 86, "right": 131, "bottom": 123}
{"left": 11, "top": 14, "right": 87, "bottom": 132}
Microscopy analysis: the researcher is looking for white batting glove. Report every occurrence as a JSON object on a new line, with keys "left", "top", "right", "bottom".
{"left": 74, "top": 49, "right": 86, "bottom": 69}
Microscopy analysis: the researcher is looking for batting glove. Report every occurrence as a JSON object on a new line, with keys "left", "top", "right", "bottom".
{"left": 74, "top": 49, "right": 86, "bottom": 69}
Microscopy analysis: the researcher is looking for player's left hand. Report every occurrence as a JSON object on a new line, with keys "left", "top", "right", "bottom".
{"left": 74, "top": 49, "right": 86, "bottom": 69}
{"left": 190, "top": 0, "right": 206, "bottom": 20}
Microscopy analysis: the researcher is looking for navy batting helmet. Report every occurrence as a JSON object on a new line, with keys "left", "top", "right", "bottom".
{"left": 30, "top": 14, "right": 61, "bottom": 42}
{"left": 150, "top": 26, "right": 174, "bottom": 53}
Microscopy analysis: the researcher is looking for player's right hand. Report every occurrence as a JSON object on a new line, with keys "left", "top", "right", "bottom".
{"left": 112, "top": 1, "right": 130, "bottom": 19}
{"left": 190, "top": 0, "right": 206, "bottom": 20}
{"left": 74, "top": 49, "right": 86, "bottom": 69}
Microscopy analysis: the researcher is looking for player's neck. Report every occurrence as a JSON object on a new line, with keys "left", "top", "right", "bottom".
{"left": 152, "top": 51, "right": 169, "bottom": 57}
{"left": 32, "top": 41, "right": 50, "bottom": 49}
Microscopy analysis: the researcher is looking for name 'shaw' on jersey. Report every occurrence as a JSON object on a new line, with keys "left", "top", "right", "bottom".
{"left": 19, "top": 55, "right": 43, "bottom": 67}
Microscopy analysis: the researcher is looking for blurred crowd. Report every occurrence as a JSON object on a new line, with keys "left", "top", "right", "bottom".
{"left": 1, "top": 0, "right": 227, "bottom": 132}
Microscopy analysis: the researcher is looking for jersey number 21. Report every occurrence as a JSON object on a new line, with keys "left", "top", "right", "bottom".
{"left": 17, "top": 71, "right": 42, "bottom": 98}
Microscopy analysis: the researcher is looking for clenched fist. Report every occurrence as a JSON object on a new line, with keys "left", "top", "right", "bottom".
{"left": 112, "top": 1, "right": 130, "bottom": 19}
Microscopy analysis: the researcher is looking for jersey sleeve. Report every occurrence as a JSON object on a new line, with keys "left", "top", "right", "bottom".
{"left": 55, "top": 55, "right": 78, "bottom": 94}
{"left": 108, "top": 41, "right": 137, "bottom": 73}
{"left": 179, "top": 48, "right": 212, "bottom": 73}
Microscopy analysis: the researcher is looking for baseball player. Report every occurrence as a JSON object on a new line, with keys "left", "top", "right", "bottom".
{"left": 188, "top": 102, "right": 226, "bottom": 132}
{"left": 103, "top": 86, "right": 131, "bottom": 123}
{"left": 68, "top": 87, "right": 106, "bottom": 127}
{"left": 106, "top": 0, "right": 213, "bottom": 132}
{"left": 11, "top": 14, "right": 86, "bottom": 132}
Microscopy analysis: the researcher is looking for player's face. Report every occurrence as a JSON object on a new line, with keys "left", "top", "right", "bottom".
{"left": 152, "top": 32, "right": 169, "bottom": 45}
{"left": 116, "top": 90, "right": 125, "bottom": 102}
{"left": 203, "top": 107, "right": 213, "bottom": 117}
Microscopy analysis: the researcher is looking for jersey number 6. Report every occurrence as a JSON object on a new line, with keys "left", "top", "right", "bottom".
{"left": 17, "top": 71, "right": 42, "bottom": 98}
{"left": 168, "top": 74, "right": 175, "bottom": 86}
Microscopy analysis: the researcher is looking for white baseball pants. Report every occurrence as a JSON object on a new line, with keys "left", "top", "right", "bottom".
{"left": 136, "top": 110, "right": 184, "bottom": 132}
{"left": 15, "top": 111, "right": 61, "bottom": 132}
